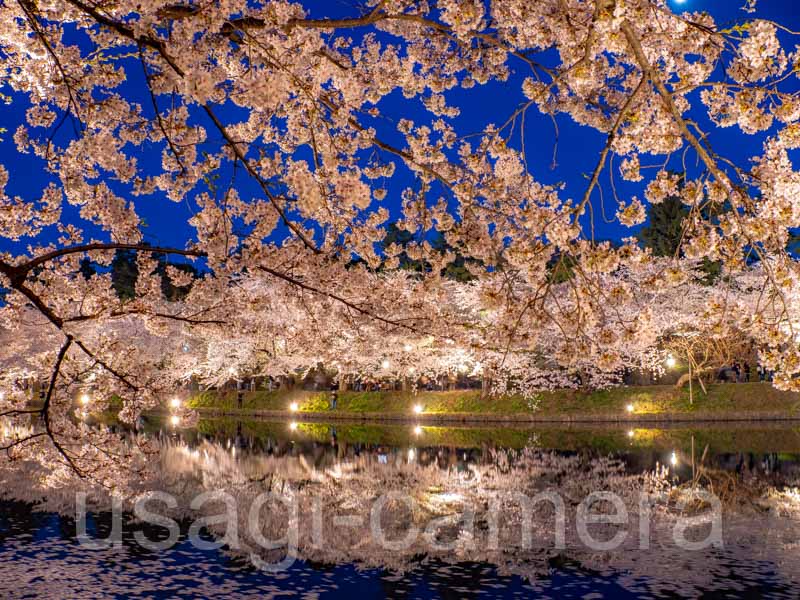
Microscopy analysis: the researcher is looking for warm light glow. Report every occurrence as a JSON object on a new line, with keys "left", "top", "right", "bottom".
{"left": 289, "top": 402, "right": 299, "bottom": 412}
{"left": 289, "top": 421, "right": 298, "bottom": 431}
{"left": 403, "top": 344, "right": 413, "bottom": 352}
{"left": 169, "top": 397, "right": 181, "bottom": 409}
{"left": 457, "top": 363, "right": 468, "bottom": 373}
{"left": 413, "top": 404, "right": 423, "bottom": 414}
{"left": 381, "top": 359, "right": 390, "bottom": 370}
{"left": 170, "top": 415, "right": 180, "bottom": 427}
{"left": 626, "top": 403, "right": 635, "bottom": 413}
{"left": 407, "top": 448, "right": 416, "bottom": 461}
{"left": 670, "top": 451, "right": 678, "bottom": 466}
{"left": 408, "top": 366, "right": 416, "bottom": 374}
{"left": 80, "top": 394, "right": 91, "bottom": 406}
{"left": 666, "top": 355, "right": 676, "bottom": 368}
{"left": 627, "top": 430, "right": 635, "bottom": 438}
{"left": 431, "top": 492, "right": 463, "bottom": 505}
{"left": 413, "top": 425, "right": 423, "bottom": 435}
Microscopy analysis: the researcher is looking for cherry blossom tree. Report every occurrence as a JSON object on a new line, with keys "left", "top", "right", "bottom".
{"left": 0, "top": 0, "right": 799, "bottom": 485}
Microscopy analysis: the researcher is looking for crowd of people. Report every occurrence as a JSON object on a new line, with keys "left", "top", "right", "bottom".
{"left": 720, "top": 361, "right": 773, "bottom": 383}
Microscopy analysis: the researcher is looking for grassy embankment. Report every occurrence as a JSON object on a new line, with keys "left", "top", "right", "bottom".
{"left": 186, "top": 382, "right": 800, "bottom": 421}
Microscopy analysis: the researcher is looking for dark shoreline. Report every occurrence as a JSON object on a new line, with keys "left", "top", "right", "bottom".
{"left": 189, "top": 406, "right": 800, "bottom": 424}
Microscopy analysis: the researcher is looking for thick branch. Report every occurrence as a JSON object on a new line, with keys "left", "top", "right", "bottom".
{"left": 20, "top": 242, "right": 204, "bottom": 274}
{"left": 619, "top": 21, "right": 731, "bottom": 191}
{"left": 0, "top": 276, "right": 139, "bottom": 391}
{"left": 64, "top": 0, "right": 185, "bottom": 76}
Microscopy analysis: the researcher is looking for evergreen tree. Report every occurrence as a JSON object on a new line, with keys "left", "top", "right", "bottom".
{"left": 431, "top": 232, "right": 476, "bottom": 282}
{"left": 638, "top": 194, "right": 688, "bottom": 258}
{"left": 110, "top": 248, "right": 138, "bottom": 300}
{"left": 78, "top": 257, "right": 96, "bottom": 280}
{"left": 380, "top": 223, "right": 428, "bottom": 275}
{"left": 638, "top": 193, "right": 721, "bottom": 284}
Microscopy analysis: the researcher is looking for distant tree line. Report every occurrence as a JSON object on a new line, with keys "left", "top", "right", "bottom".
{"left": 78, "top": 245, "right": 200, "bottom": 301}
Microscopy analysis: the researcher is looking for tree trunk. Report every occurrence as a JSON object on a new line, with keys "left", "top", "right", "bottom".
{"left": 481, "top": 376, "right": 491, "bottom": 398}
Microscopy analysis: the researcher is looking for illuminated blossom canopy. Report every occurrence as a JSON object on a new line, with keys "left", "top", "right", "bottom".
{"left": 1, "top": 0, "right": 800, "bottom": 484}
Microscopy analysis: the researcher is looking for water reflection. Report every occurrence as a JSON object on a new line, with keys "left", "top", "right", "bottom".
{"left": 159, "top": 417, "right": 800, "bottom": 484}
{"left": 2, "top": 419, "right": 800, "bottom": 598}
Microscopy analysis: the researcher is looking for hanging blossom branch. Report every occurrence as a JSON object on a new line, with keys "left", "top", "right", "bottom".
{"left": 0, "top": 335, "right": 83, "bottom": 476}
{"left": 40, "top": 335, "right": 85, "bottom": 477}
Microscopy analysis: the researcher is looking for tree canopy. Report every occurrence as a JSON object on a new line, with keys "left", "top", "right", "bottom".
{"left": 0, "top": 0, "right": 799, "bottom": 487}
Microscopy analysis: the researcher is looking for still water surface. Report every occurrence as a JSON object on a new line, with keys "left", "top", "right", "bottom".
{"left": 2, "top": 418, "right": 800, "bottom": 599}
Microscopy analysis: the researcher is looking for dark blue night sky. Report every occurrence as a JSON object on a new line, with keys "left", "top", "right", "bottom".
{"left": 1, "top": 0, "right": 799, "bottom": 257}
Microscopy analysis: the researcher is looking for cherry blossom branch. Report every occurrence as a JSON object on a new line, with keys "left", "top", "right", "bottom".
{"left": 619, "top": 19, "right": 794, "bottom": 329}
{"left": 201, "top": 104, "right": 320, "bottom": 253}
{"left": 16, "top": 0, "right": 84, "bottom": 129}
{"left": 619, "top": 21, "right": 731, "bottom": 191}
{"left": 0, "top": 266, "right": 139, "bottom": 390}
{"left": 1, "top": 432, "right": 47, "bottom": 454}
{"left": 40, "top": 335, "right": 85, "bottom": 478}
{"left": 0, "top": 408, "right": 41, "bottom": 418}
{"left": 55, "top": 1, "right": 320, "bottom": 254}
{"left": 65, "top": 310, "right": 226, "bottom": 326}
{"left": 138, "top": 44, "right": 187, "bottom": 174}
{"left": 64, "top": 0, "right": 185, "bottom": 76}
{"left": 13, "top": 242, "right": 203, "bottom": 276}
{"left": 257, "top": 265, "right": 431, "bottom": 336}
{"left": 575, "top": 76, "right": 646, "bottom": 223}
{"left": 285, "top": 11, "right": 553, "bottom": 76}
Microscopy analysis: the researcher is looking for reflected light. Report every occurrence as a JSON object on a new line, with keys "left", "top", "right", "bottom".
{"left": 407, "top": 448, "right": 416, "bottom": 461}
{"left": 170, "top": 415, "right": 181, "bottom": 427}
{"left": 289, "top": 422, "right": 298, "bottom": 431}
{"left": 413, "top": 425, "right": 423, "bottom": 436}
{"left": 434, "top": 492, "right": 463, "bottom": 504}
{"left": 169, "top": 397, "right": 181, "bottom": 409}
{"left": 626, "top": 403, "right": 635, "bottom": 414}
{"left": 670, "top": 451, "right": 678, "bottom": 466}
{"left": 289, "top": 402, "right": 299, "bottom": 412}
{"left": 413, "top": 404, "right": 424, "bottom": 414}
